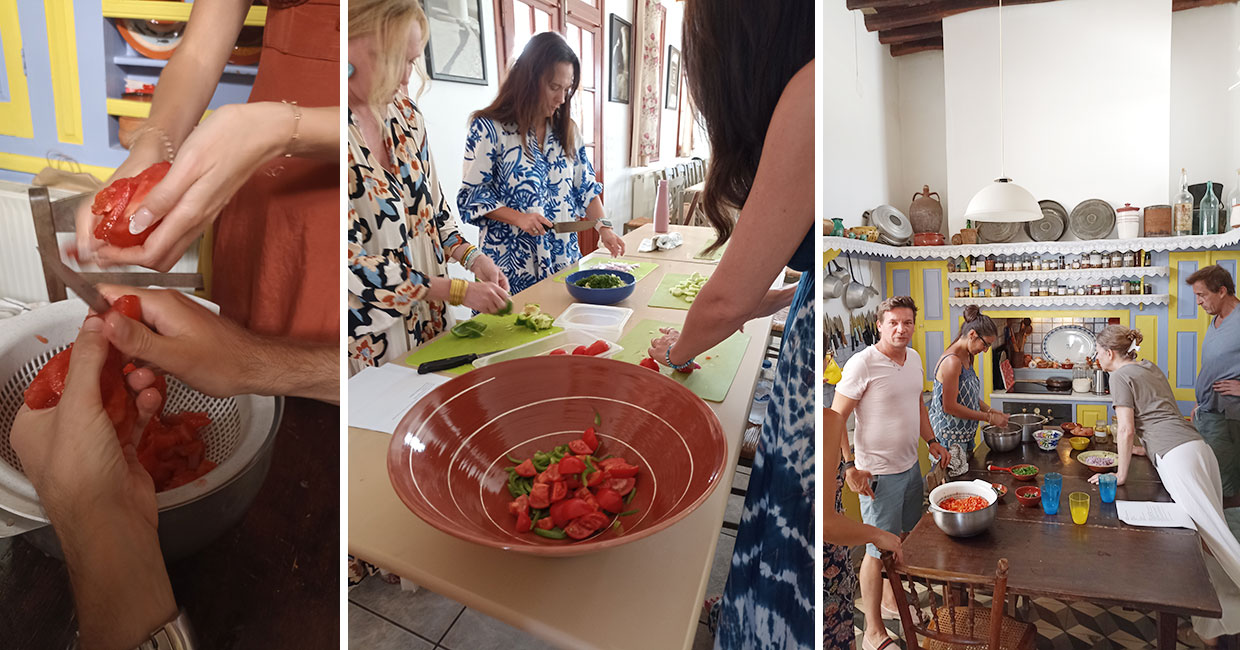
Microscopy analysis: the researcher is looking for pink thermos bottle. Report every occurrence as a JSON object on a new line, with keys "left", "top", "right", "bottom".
{"left": 654, "top": 179, "right": 669, "bottom": 233}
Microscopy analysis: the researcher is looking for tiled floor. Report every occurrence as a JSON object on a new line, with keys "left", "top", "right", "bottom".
{"left": 348, "top": 465, "right": 750, "bottom": 649}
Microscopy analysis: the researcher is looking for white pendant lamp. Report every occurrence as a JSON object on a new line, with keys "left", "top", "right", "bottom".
{"left": 964, "top": 0, "right": 1040, "bottom": 224}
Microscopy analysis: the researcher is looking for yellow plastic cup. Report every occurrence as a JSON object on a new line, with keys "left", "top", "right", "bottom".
{"left": 1070, "top": 491, "right": 1090, "bottom": 525}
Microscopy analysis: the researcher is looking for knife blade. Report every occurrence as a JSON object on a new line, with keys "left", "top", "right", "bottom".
{"left": 546, "top": 219, "right": 598, "bottom": 233}
{"left": 417, "top": 349, "right": 505, "bottom": 374}
{"left": 36, "top": 247, "right": 111, "bottom": 314}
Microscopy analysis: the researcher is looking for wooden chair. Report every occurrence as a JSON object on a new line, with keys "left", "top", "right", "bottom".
{"left": 29, "top": 187, "right": 203, "bottom": 301}
{"left": 880, "top": 551, "right": 1036, "bottom": 650}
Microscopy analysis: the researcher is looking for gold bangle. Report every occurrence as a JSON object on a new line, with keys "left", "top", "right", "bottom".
{"left": 282, "top": 100, "right": 301, "bottom": 158}
{"left": 448, "top": 278, "right": 468, "bottom": 306}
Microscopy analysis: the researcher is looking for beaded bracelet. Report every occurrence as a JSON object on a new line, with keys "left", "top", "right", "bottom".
{"left": 282, "top": 100, "right": 301, "bottom": 158}
{"left": 665, "top": 346, "right": 696, "bottom": 371}
{"left": 130, "top": 125, "right": 177, "bottom": 162}
{"left": 448, "top": 278, "right": 469, "bottom": 306}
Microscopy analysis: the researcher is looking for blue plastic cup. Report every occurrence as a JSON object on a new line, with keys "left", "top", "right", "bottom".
{"left": 1042, "top": 472, "right": 1063, "bottom": 515}
{"left": 1099, "top": 474, "right": 1117, "bottom": 503}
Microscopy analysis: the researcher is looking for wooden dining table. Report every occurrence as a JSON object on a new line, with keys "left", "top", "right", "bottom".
{"left": 348, "top": 256, "right": 774, "bottom": 649}
{"left": 0, "top": 398, "right": 340, "bottom": 648}
{"left": 900, "top": 437, "right": 1222, "bottom": 649}
{"left": 620, "top": 223, "right": 724, "bottom": 264}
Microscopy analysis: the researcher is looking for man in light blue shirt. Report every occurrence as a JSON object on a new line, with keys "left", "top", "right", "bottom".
{"left": 1188, "top": 265, "right": 1240, "bottom": 499}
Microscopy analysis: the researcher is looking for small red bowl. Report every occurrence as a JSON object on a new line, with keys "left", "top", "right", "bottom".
{"left": 387, "top": 356, "right": 728, "bottom": 557}
{"left": 1011, "top": 464, "right": 1039, "bottom": 481}
{"left": 1015, "top": 485, "right": 1041, "bottom": 507}
{"left": 991, "top": 482, "right": 1008, "bottom": 500}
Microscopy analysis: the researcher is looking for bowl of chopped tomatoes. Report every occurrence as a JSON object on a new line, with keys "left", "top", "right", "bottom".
{"left": 387, "top": 355, "right": 727, "bottom": 556}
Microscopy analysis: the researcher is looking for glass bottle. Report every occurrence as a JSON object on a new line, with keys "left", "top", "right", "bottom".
{"left": 1110, "top": 251, "right": 1123, "bottom": 268}
{"left": 1174, "top": 168, "right": 1193, "bottom": 236}
{"left": 1090, "top": 250, "right": 1102, "bottom": 268}
{"left": 1123, "top": 251, "right": 1134, "bottom": 267}
{"left": 1229, "top": 170, "right": 1240, "bottom": 230}
{"left": 1202, "top": 182, "right": 1220, "bottom": 236}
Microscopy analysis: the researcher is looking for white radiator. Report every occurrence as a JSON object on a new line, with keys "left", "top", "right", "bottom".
{"left": 0, "top": 180, "right": 199, "bottom": 304}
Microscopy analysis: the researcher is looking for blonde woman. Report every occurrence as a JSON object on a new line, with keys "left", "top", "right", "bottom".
{"left": 347, "top": 0, "right": 509, "bottom": 372}
{"left": 1092, "top": 325, "right": 1240, "bottom": 643}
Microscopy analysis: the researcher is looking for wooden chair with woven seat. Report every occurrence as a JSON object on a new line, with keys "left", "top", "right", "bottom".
{"left": 28, "top": 187, "right": 203, "bottom": 301}
{"left": 880, "top": 550, "right": 1036, "bottom": 650}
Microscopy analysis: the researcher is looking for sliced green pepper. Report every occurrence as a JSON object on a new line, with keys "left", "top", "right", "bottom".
{"left": 497, "top": 299, "right": 513, "bottom": 316}
{"left": 533, "top": 527, "right": 567, "bottom": 540}
{"left": 623, "top": 486, "right": 637, "bottom": 505}
{"left": 450, "top": 320, "right": 487, "bottom": 338}
{"left": 617, "top": 509, "right": 639, "bottom": 517}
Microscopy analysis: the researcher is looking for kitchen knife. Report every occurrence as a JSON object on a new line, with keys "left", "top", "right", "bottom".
{"left": 546, "top": 219, "right": 599, "bottom": 233}
{"left": 417, "top": 349, "right": 505, "bottom": 374}
{"left": 36, "top": 247, "right": 111, "bottom": 314}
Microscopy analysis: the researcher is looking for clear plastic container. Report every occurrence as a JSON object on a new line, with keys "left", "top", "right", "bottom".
{"left": 473, "top": 329, "right": 623, "bottom": 368}
{"left": 551, "top": 303, "right": 634, "bottom": 341}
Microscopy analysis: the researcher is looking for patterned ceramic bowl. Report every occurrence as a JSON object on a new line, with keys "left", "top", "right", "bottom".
{"left": 1033, "top": 428, "right": 1063, "bottom": 451}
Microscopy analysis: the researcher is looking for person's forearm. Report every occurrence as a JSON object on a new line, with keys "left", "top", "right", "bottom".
{"left": 485, "top": 206, "right": 524, "bottom": 226}
{"left": 281, "top": 105, "right": 340, "bottom": 160}
{"left": 751, "top": 287, "right": 797, "bottom": 320}
{"left": 245, "top": 339, "right": 340, "bottom": 404}
{"left": 58, "top": 511, "right": 177, "bottom": 650}
{"left": 824, "top": 511, "right": 897, "bottom": 548}
{"left": 919, "top": 403, "right": 937, "bottom": 443}
{"left": 665, "top": 280, "right": 758, "bottom": 365}
{"left": 944, "top": 400, "right": 991, "bottom": 422}
{"left": 585, "top": 196, "right": 606, "bottom": 222}
{"left": 1117, "top": 426, "right": 1135, "bottom": 482}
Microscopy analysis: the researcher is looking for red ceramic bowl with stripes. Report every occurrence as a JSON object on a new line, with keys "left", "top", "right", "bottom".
{"left": 387, "top": 355, "right": 728, "bottom": 557}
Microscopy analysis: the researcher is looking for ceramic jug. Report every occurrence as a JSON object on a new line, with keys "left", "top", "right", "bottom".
{"left": 909, "top": 184, "right": 943, "bottom": 234}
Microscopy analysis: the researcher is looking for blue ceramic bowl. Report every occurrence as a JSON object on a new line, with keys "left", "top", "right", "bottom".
{"left": 565, "top": 269, "right": 636, "bottom": 305}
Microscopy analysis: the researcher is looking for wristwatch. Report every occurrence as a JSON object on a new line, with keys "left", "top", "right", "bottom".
{"left": 842, "top": 460, "right": 856, "bottom": 471}
{"left": 595, "top": 218, "right": 614, "bottom": 230}
{"left": 137, "top": 610, "right": 196, "bottom": 649}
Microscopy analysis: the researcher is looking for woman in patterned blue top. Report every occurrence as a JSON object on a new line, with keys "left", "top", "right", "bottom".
{"left": 458, "top": 33, "right": 625, "bottom": 295}
{"left": 929, "top": 305, "right": 1009, "bottom": 457}
{"left": 646, "top": 2, "right": 815, "bottom": 648}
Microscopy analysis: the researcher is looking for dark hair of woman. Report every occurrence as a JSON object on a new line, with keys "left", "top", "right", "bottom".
{"left": 473, "top": 32, "right": 580, "bottom": 154}
{"left": 681, "top": 0, "right": 813, "bottom": 253}
{"left": 954, "top": 305, "right": 997, "bottom": 343}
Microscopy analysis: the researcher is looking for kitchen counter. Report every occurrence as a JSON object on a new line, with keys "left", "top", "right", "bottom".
{"left": 990, "top": 390, "right": 1112, "bottom": 403}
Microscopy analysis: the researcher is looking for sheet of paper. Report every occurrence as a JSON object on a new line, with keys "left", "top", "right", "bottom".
{"left": 347, "top": 363, "right": 450, "bottom": 435}
{"left": 1116, "top": 500, "right": 1197, "bottom": 530}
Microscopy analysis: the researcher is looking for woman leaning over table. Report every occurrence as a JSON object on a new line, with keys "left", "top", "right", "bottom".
{"left": 645, "top": 1, "right": 813, "bottom": 647}
{"left": 457, "top": 32, "right": 624, "bottom": 295}
{"left": 1090, "top": 325, "right": 1240, "bottom": 643}
{"left": 930, "top": 306, "right": 1009, "bottom": 458}
{"left": 347, "top": 0, "right": 510, "bottom": 373}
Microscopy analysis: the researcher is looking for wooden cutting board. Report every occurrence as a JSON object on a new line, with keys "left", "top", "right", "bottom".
{"left": 403, "top": 313, "right": 563, "bottom": 375}
{"left": 551, "top": 258, "right": 659, "bottom": 283}
{"left": 610, "top": 319, "right": 751, "bottom": 402}
{"left": 646, "top": 272, "right": 713, "bottom": 310}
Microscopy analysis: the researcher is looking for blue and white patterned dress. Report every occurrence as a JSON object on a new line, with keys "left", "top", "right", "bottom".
{"left": 457, "top": 116, "right": 604, "bottom": 295}
{"left": 715, "top": 234, "right": 815, "bottom": 650}
{"left": 929, "top": 353, "right": 983, "bottom": 455}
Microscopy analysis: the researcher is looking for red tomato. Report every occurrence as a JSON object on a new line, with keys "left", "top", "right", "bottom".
{"left": 583, "top": 339, "right": 610, "bottom": 356}
{"left": 572, "top": 345, "right": 589, "bottom": 355}
{"left": 599, "top": 457, "right": 640, "bottom": 478}
{"left": 567, "top": 439, "right": 592, "bottom": 455}
{"left": 535, "top": 463, "right": 562, "bottom": 485}
{"left": 535, "top": 517, "right": 554, "bottom": 530}
{"left": 638, "top": 357, "right": 660, "bottom": 371}
{"left": 674, "top": 362, "right": 702, "bottom": 375}
{"left": 549, "top": 498, "right": 595, "bottom": 528}
{"left": 550, "top": 480, "right": 568, "bottom": 503}
{"left": 557, "top": 456, "right": 585, "bottom": 475}
{"left": 581, "top": 427, "right": 599, "bottom": 452}
{"left": 564, "top": 475, "right": 581, "bottom": 490}
{"left": 528, "top": 482, "right": 551, "bottom": 509}
{"left": 585, "top": 470, "right": 605, "bottom": 487}
{"left": 549, "top": 349, "right": 567, "bottom": 356}
{"left": 575, "top": 487, "right": 600, "bottom": 512}
{"left": 564, "top": 511, "right": 611, "bottom": 540}
{"left": 109, "top": 294, "right": 143, "bottom": 321}
{"left": 508, "top": 495, "right": 529, "bottom": 516}
{"left": 515, "top": 509, "right": 532, "bottom": 533}
{"left": 23, "top": 347, "right": 72, "bottom": 409}
{"left": 92, "top": 162, "right": 171, "bottom": 247}
{"left": 594, "top": 487, "right": 626, "bottom": 513}
{"left": 608, "top": 477, "right": 636, "bottom": 496}
{"left": 514, "top": 459, "right": 537, "bottom": 477}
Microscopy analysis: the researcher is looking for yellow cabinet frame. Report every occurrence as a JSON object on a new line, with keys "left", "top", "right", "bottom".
{"left": 0, "top": 1, "right": 34, "bottom": 138}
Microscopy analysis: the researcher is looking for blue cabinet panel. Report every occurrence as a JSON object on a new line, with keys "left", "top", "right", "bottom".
{"left": 923, "top": 267, "right": 942, "bottom": 320}
{"left": 1176, "top": 331, "right": 1197, "bottom": 389}
{"left": 892, "top": 268, "right": 911, "bottom": 298}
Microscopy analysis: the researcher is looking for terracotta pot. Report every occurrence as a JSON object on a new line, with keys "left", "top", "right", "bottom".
{"left": 914, "top": 232, "right": 945, "bottom": 246}
{"left": 957, "top": 228, "right": 979, "bottom": 245}
{"left": 909, "top": 185, "right": 944, "bottom": 234}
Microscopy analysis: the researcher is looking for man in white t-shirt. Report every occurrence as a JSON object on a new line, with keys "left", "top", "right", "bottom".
{"left": 830, "top": 295, "right": 950, "bottom": 650}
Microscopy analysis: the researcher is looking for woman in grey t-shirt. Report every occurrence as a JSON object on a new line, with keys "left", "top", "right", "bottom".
{"left": 1093, "top": 326, "right": 1240, "bottom": 641}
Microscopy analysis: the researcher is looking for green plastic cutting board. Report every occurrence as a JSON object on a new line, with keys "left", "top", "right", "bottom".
{"left": 403, "top": 313, "right": 563, "bottom": 375}
{"left": 693, "top": 239, "right": 727, "bottom": 261}
{"left": 647, "top": 272, "right": 713, "bottom": 310}
{"left": 552, "top": 258, "right": 659, "bottom": 283}
{"left": 611, "top": 319, "right": 751, "bottom": 402}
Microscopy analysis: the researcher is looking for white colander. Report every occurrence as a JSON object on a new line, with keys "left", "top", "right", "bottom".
{"left": 0, "top": 297, "right": 280, "bottom": 538}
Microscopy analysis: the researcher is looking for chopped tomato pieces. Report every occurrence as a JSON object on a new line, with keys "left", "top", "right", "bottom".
{"left": 567, "top": 439, "right": 592, "bottom": 455}
{"left": 581, "top": 426, "right": 599, "bottom": 452}
{"left": 514, "top": 459, "right": 537, "bottom": 477}
{"left": 572, "top": 345, "right": 589, "bottom": 355}
{"left": 557, "top": 456, "right": 585, "bottom": 474}
{"left": 528, "top": 482, "right": 551, "bottom": 509}
{"left": 638, "top": 357, "right": 660, "bottom": 371}
{"left": 92, "top": 162, "right": 170, "bottom": 247}
{"left": 583, "top": 339, "right": 609, "bottom": 356}
{"left": 594, "top": 487, "right": 625, "bottom": 514}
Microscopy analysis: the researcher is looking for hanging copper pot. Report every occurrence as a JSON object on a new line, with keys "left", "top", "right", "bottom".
{"left": 909, "top": 184, "right": 944, "bottom": 234}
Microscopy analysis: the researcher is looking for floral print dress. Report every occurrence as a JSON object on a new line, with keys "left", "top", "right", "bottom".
{"left": 347, "top": 92, "right": 470, "bottom": 371}
{"left": 457, "top": 116, "right": 603, "bottom": 295}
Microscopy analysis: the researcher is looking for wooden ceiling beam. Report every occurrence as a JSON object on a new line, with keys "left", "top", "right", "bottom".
{"left": 846, "top": 0, "right": 935, "bottom": 10}
{"left": 1172, "top": 0, "right": 1239, "bottom": 10}
{"left": 863, "top": 0, "right": 1060, "bottom": 32}
{"left": 878, "top": 22, "right": 943, "bottom": 45}
{"left": 890, "top": 37, "right": 945, "bottom": 57}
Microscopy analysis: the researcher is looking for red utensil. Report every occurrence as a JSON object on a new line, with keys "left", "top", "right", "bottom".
{"left": 988, "top": 463, "right": 1039, "bottom": 481}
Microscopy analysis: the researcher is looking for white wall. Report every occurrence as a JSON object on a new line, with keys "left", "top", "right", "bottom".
{"left": 943, "top": 0, "right": 1172, "bottom": 235}
{"left": 822, "top": 2, "right": 902, "bottom": 227}
{"left": 897, "top": 50, "right": 949, "bottom": 232}
{"left": 1170, "top": 2, "right": 1240, "bottom": 201}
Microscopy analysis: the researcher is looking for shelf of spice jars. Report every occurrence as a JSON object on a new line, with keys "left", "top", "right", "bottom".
{"left": 822, "top": 228, "right": 1240, "bottom": 260}
{"left": 946, "top": 294, "right": 1169, "bottom": 308}
{"left": 947, "top": 266, "right": 1169, "bottom": 283}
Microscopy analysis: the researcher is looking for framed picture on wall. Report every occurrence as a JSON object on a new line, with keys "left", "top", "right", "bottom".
{"left": 664, "top": 46, "right": 680, "bottom": 110}
{"left": 608, "top": 14, "right": 631, "bottom": 104}
{"left": 424, "top": 0, "right": 488, "bottom": 85}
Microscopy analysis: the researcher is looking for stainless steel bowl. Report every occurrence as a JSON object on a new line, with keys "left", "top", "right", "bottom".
{"left": 931, "top": 501, "right": 997, "bottom": 537}
{"left": 982, "top": 423, "right": 1022, "bottom": 452}
{"left": 1008, "top": 412, "right": 1048, "bottom": 443}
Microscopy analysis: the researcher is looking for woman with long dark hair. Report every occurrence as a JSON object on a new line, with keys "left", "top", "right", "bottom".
{"left": 458, "top": 32, "right": 624, "bottom": 295}
{"left": 929, "top": 305, "right": 1008, "bottom": 457}
{"left": 645, "top": 1, "right": 814, "bottom": 647}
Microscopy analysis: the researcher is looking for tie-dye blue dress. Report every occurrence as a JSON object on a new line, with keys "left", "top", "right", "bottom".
{"left": 714, "top": 232, "right": 815, "bottom": 650}
{"left": 457, "top": 116, "right": 604, "bottom": 295}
